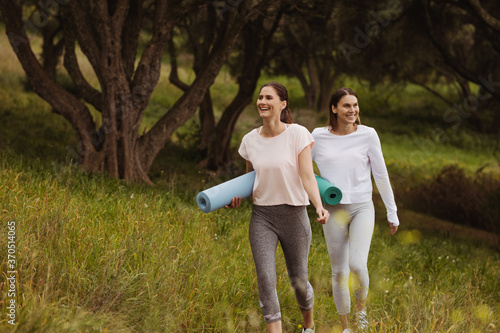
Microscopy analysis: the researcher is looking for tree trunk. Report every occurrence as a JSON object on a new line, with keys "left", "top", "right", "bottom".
{"left": 200, "top": 85, "right": 254, "bottom": 171}
{"left": 306, "top": 47, "right": 319, "bottom": 110}
{"left": 41, "top": 25, "right": 63, "bottom": 80}
{"left": 198, "top": 91, "right": 216, "bottom": 154}
{"left": 199, "top": 7, "right": 283, "bottom": 172}
{"left": 317, "top": 84, "right": 333, "bottom": 113}
{"left": 457, "top": 78, "right": 486, "bottom": 134}
{"left": 285, "top": 54, "right": 315, "bottom": 110}
{"left": 312, "top": 64, "right": 337, "bottom": 114}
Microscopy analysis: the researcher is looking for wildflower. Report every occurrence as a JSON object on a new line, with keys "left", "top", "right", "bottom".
{"left": 145, "top": 204, "right": 148, "bottom": 208}
{"left": 214, "top": 233, "right": 218, "bottom": 240}
{"left": 409, "top": 276, "right": 413, "bottom": 280}
{"left": 130, "top": 194, "right": 134, "bottom": 199}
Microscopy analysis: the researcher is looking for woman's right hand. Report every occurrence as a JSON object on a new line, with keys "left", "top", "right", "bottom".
{"left": 225, "top": 196, "right": 242, "bottom": 209}
{"left": 316, "top": 207, "right": 330, "bottom": 224}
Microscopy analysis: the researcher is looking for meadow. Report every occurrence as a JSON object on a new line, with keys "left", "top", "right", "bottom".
{"left": 1, "top": 28, "right": 500, "bottom": 332}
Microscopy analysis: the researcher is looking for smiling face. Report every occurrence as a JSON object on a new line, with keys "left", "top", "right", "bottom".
{"left": 257, "top": 86, "right": 287, "bottom": 121}
{"left": 332, "top": 94, "right": 359, "bottom": 126}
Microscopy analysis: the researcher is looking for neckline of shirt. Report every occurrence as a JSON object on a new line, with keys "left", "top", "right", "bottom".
{"left": 258, "top": 123, "right": 289, "bottom": 138}
{"left": 327, "top": 124, "right": 362, "bottom": 137}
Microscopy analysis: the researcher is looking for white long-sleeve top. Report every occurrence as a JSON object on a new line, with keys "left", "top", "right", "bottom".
{"left": 311, "top": 125, "right": 399, "bottom": 225}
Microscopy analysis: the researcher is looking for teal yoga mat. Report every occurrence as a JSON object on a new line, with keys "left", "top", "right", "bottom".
{"left": 315, "top": 175, "right": 342, "bottom": 205}
{"left": 196, "top": 172, "right": 342, "bottom": 213}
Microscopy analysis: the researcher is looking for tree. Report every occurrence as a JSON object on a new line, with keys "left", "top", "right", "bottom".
{"left": 205, "top": 4, "right": 284, "bottom": 171}
{"left": 269, "top": 1, "right": 341, "bottom": 112}
{"left": 169, "top": 1, "right": 284, "bottom": 171}
{"left": 418, "top": 0, "right": 500, "bottom": 132}
{"left": 0, "top": 0, "right": 269, "bottom": 183}
{"left": 333, "top": 0, "right": 500, "bottom": 133}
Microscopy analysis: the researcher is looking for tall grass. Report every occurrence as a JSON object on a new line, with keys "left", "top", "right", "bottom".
{"left": 1, "top": 150, "right": 499, "bottom": 332}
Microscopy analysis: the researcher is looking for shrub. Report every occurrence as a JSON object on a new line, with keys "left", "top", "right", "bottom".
{"left": 405, "top": 165, "right": 500, "bottom": 233}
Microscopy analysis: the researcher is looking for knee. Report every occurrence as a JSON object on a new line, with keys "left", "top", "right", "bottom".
{"left": 354, "top": 286, "right": 369, "bottom": 301}
{"left": 349, "top": 263, "right": 368, "bottom": 277}
{"left": 289, "top": 275, "right": 308, "bottom": 295}
{"left": 332, "top": 270, "right": 349, "bottom": 286}
{"left": 257, "top": 270, "right": 276, "bottom": 293}
{"left": 289, "top": 278, "right": 314, "bottom": 311}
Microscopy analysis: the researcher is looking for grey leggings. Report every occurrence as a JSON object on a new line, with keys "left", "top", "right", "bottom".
{"left": 249, "top": 204, "right": 314, "bottom": 324}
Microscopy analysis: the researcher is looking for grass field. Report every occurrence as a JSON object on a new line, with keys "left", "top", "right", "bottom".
{"left": 1, "top": 27, "right": 499, "bottom": 332}
{"left": 1, "top": 148, "right": 499, "bottom": 332}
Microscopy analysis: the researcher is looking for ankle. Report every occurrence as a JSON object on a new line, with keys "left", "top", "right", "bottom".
{"left": 301, "top": 323, "right": 315, "bottom": 333}
{"left": 355, "top": 303, "right": 366, "bottom": 312}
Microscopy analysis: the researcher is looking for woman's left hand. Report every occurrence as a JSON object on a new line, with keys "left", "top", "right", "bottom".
{"left": 225, "top": 196, "right": 242, "bottom": 209}
{"left": 316, "top": 207, "right": 330, "bottom": 224}
{"left": 388, "top": 221, "right": 398, "bottom": 235}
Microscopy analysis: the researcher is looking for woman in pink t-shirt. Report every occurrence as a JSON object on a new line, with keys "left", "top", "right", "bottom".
{"left": 228, "top": 82, "right": 329, "bottom": 333}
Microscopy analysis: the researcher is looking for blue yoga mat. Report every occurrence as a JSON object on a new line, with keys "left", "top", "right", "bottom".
{"left": 196, "top": 172, "right": 343, "bottom": 213}
{"left": 196, "top": 171, "right": 256, "bottom": 213}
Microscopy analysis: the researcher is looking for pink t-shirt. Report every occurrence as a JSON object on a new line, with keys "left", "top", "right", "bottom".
{"left": 238, "top": 123, "right": 314, "bottom": 206}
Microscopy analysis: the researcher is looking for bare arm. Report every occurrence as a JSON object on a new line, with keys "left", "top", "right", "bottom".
{"left": 226, "top": 160, "right": 253, "bottom": 209}
{"left": 246, "top": 160, "right": 254, "bottom": 173}
{"left": 298, "top": 145, "right": 329, "bottom": 224}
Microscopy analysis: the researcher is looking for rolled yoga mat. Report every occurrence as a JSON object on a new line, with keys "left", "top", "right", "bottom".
{"left": 196, "top": 171, "right": 256, "bottom": 213}
{"left": 315, "top": 174, "right": 342, "bottom": 205}
{"left": 197, "top": 172, "right": 343, "bottom": 213}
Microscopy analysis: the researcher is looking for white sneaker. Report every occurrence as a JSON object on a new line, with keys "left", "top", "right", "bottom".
{"left": 355, "top": 309, "right": 369, "bottom": 330}
{"left": 302, "top": 326, "right": 315, "bottom": 333}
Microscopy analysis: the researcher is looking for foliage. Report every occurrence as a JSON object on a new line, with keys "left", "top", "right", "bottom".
{"left": 401, "top": 164, "right": 500, "bottom": 233}
{"left": 333, "top": 0, "right": 500, "bottom": 133}
{"left": 266, "top": 0, "right": 340, "bottom": 111}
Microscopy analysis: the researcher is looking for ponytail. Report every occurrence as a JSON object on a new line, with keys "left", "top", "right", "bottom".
{"left": 280, "top": 107, "right": 294, "bottom": 124}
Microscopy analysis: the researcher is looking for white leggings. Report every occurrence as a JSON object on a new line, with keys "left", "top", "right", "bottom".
{"left": 323, "top": 201, "right": 375, "bottom": 316}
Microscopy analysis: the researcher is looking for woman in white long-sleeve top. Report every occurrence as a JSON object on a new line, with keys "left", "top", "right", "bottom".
{"left": 311, "top": 87, "right": 399, "bottom": 333}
